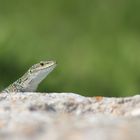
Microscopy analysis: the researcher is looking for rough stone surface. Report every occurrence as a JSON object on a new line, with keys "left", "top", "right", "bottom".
{"left": 0, "top": 92, "right": 140, "bottom": 140}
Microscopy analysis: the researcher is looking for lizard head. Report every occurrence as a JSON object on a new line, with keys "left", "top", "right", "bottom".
{"left": 29, "top": 60, "right": 57, "bottom": 73}
{"left": 16, "top": 60, "right": 57, "bottom": 92}
{"left": 22, "top": 60, "right": 57, "bottom": 91}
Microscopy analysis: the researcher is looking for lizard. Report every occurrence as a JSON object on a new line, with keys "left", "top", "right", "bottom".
{"left": 2, "top": 60, "right": 57, "bottom": 93}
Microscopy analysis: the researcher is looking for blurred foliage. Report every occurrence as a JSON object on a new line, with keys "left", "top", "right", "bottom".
{"left": 0, "top": 0, "right": 140, "bottom": 96}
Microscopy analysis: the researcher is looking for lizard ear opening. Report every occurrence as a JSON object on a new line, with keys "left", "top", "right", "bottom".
{"left": 17, "top": 78, "right": 22, "bottom": 84}
{"left": 29, "top": 69, "right": 32, "bottom": 73}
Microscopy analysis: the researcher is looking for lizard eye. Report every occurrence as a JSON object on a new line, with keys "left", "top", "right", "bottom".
{"left": 40, "top": 62, "right": 44, "bottom": 66}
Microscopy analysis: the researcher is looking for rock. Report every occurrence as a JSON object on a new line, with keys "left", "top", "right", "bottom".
{"left": 0, "top": 92, "right": 140, "bottom": 140}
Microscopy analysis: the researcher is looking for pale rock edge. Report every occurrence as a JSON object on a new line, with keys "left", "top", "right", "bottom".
{"left": 0, "top": 92, "right": 140, "bottom": 140}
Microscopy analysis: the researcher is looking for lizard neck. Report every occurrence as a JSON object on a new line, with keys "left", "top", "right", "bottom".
{"left": 17, "top": 65, "right": 56, "bottom": 92}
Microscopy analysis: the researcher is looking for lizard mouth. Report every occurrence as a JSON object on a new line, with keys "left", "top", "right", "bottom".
{"left": 47, "top": 60, "right": 57, "bottom": 67}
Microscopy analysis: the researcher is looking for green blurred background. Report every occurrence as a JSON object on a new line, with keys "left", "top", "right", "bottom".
{"left": 0, "top": 0, "right": 140, "bottom": 96}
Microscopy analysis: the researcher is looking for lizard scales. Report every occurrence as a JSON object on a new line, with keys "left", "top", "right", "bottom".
{"left": 2, "top": 60, "right": 57, "bottom": 93}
